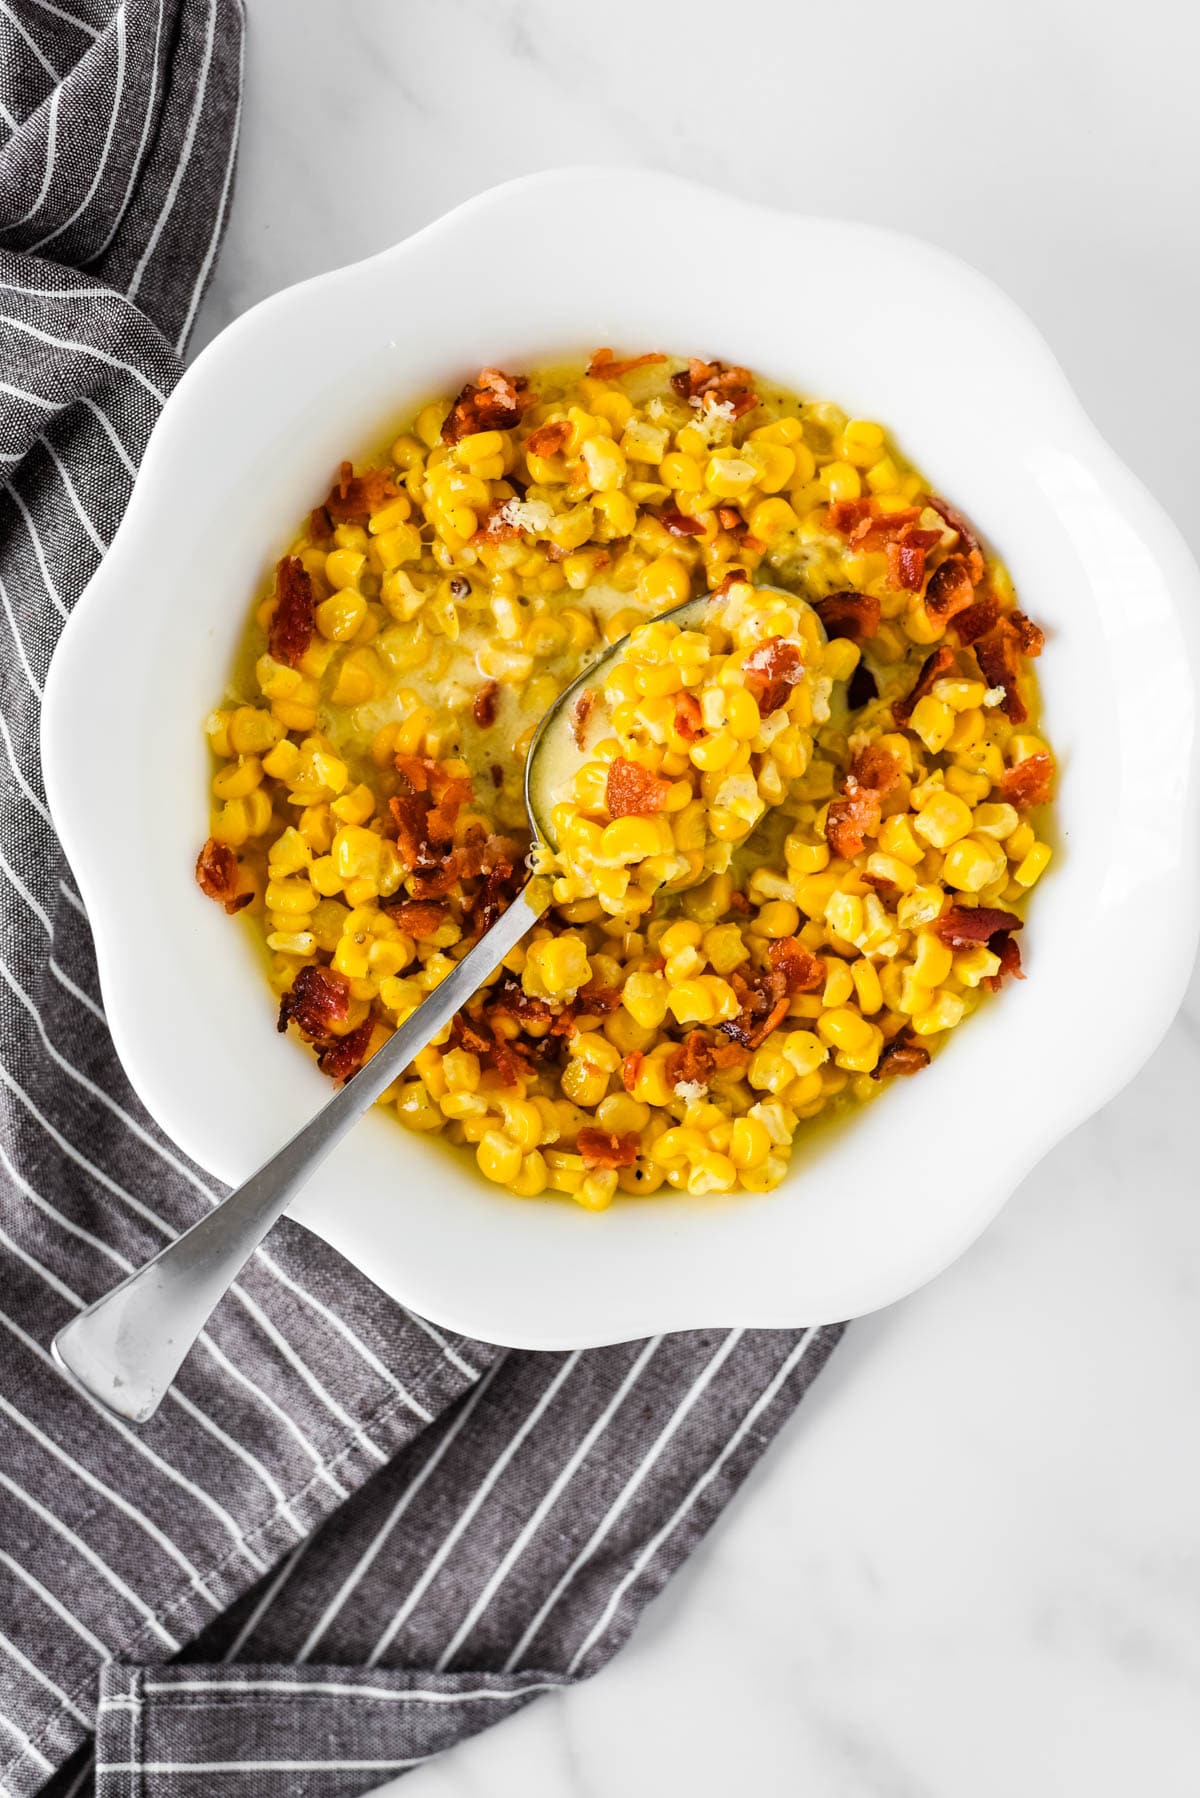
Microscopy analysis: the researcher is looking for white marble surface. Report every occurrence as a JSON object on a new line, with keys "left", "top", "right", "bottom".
{"left": 195, "top": 2, "right": 1200, "bottom": 1791}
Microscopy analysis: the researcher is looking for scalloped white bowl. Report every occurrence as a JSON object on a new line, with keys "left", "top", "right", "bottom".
{"left": 41, "top": 169, "right": 1200, "bottom": 1347}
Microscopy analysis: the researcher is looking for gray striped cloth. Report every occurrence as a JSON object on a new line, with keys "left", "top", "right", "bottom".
{"left": 0, "top": 4, "right": 842, "bottom": 1793}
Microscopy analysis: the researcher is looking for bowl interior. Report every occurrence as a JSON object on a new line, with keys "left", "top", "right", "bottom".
{"left": 43, "top": 171, "right": 1200, "bottom": 1345}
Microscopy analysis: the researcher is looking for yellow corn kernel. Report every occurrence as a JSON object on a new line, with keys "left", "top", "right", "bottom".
{"left": 825, "top": 892, "right": 864, "bottom": 946}
{"left": 911, "top": 990, "right": 967, "bottom": 1036}
{"left": 838, "top": 419, "right": 885, "bottom": 467}
{"left": 851, "top": 959, "right": 883, "bottom": 1014}
{"left": 600, "top": 816, "right": 670, "bottom": 866}
{"left": 331, "top": 783, "right": 376, "bottom": 827}
{"left": 730, "top": 1115, "right": 771, "bottom": 1171}
{"left": 911, "top": 931, "right": 954, "bottom": 986}
{"left": 511, "top": 1151, "right": 549, "bottom": 1198}
{"left": 264, "top": 877, "right": 316, "bottom": 918}
{"left": 822, "top": 958, "right": 855, "bottom": 1007}
{"left": 330, "top": 651, "right": 381, "bottom": 708}
{"left": 332, "top": 824, "right": 382, "bottom": 884}
{"left": 863, "top": 852, "right": 916, "bottom": 895}
{"left": 686, "top": 1151, "right": 738, "bottom": 1196}
{"left": 786, "top": 837, "right": 830, "bottom": 876}
{"left": 913, "top": 790, "right": 974, "bottom": 849}
{"left": 476, "top": 1130, "right": 522, "bottom": 1187}
{"left": 705, "top": 453, "right": 758, "bottom": 500}
{"left": 666, "top": 981, "right": 715, "bottom": 1026}
{"left": 661, "top": 451, "right": 703, "bottom": 493}
{"left": 876, "top": 813, "right": 923, "bottom": 865}
{"left": 1014, "top": 841, "right": 1052, "bottom": 887}
{"left": 638, "top": 553, "right": 692, "bottom": 608}
{"left": 954, "top": 945, "right": 1002, "bottom": 988}
{"left": 817, "top": 1008, "right": 874, "bottom": 1057}
{"left": 212, "top": 756, "right": 262, "bottom": 801}
{"left": 316, "top": 589, "right": 368, "bottom": 642}
{"left": 523, "top": 935, "right": 592, "bottom": 999}
{"left": 910, "top": 694, "right": 955, "bottom": 754}
{"left": 943, "top": 836, "right": 1008, "bottom": 894}
{"left": 781, "top": 1030, "right": 826, "bottom": 1077}
{"left": 228, "top": 706, "right": 284, "bottom": 756}
{"left": 818, "top": 460, "right": 861, "bottom": 502}
{"left": 560, "top": 1056, "right": 610, "bottom": 1109}
{"left": 972, "top": 802, "right": 1019, "bottom": 840}
{"left": 748, "top": 497, "right": 799, "bottom": 544}
{"left": 596, "top": 1093, "right": 651, "bottom": 1137}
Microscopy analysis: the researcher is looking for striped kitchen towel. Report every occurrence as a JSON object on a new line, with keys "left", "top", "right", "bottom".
{"left": 0, "top": 3, "right": 841, "bottom": 1794}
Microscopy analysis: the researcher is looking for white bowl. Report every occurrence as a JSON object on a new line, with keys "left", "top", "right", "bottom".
{"left": 42, "top": 169, "right": 1200, "bottom": 1347}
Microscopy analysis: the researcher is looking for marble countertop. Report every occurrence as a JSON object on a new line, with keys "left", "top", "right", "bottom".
{"left": 194, "top": 2, "right": 1200, "bottom": 1791}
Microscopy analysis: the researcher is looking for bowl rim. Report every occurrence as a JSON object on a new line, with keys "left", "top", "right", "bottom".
{"left": 41, "top": 166, "right": 1200, "bottom": 1345}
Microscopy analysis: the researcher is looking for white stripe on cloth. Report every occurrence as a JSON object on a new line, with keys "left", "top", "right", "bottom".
{"left": 502, "top": 1329, "right": 745, "bottom": 1671}
{"left": 126, "top": 0, "right": 217, "bottom": 299}
{"left": 137, "top": 1677, "right": 560, "bottom": 1703}
{"left": 23, "top": 0, "right": 100, "bottom": 37}
{"left": 4, "top": 481, "right": 70, "bottom": 615}
{"left": 0, "top": 1548, "right": 111, "bottom": 1661}
{"left": 95, "top": 1762, "right": 424, "bottom": 1776}
{"left": 0, "top": 1708, "right": 54, "bottom": 1776}
{"left": 0, "top": 1471, "right": 180, "bottom": 1652}
{"left": 435, "top": 1335, "right": 664, "bottom": 1671}
{"left": 24, "top": 0, "right": 126, "bottom": 255}
{"left": 0, "top": 0, "right": 62, "bottom": 80}
{"left": 293, "top": 1364, "right": 503, "bottom": 1664}
{"left": 367, "top": 1353, "right": 584, "bottom": 1667}
{"left": 174, "top": 0, "right": 237, "bottom": 350}
{"left": 0, "top": 1625, "right": 90, "bottom": 1725}
{"left": 0, "top": 312, "right": 169, "bottom": 404}
{"left": 565, "top": 1327, "right": 820, "bottom": 1674}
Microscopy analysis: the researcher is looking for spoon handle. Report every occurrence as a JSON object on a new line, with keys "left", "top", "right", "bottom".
{"left": 51, "top": 884, "right": 547, "bottom": 1423}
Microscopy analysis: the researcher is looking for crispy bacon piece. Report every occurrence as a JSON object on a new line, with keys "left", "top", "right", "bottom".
{"left": 828, "top": 498, "right": 928, "bottom": 553}
{"left": 621, "top": 1050, "right": 644, "bottom": 1094}
{"left": 1000, "top": 751, "right": 1054, "bottom": 809}
{"left": 388, "top": 758, "right": 474, "bottom": 869}
{"left": 308, "top": 504, "right": 333, "bottom": 543}
{"left": 974, "top": 624, "right": 1027, "bottom": 723}
{"left": 670, "top": 357, "right": 759, "bottom": 418}
{"left": 892, "top": 644, "right": 956, "bottom": 727}
{"left": 826, "top": 497, "right": 876, "bottom": 536}
{"left": 743, "top": 639, "right": 803, "bottom": 716}
{"left": 872, "top": 1028, "right": 932, "bottom": 1080}
{"left": 887, "top": 537, "right": 928, "bottom": 592}
{"left": 324, "top": 461, "right": 399, "bottom": 527}
{"left": 951, "top": 595, "right": 1001, "bottom": 645}
{"left": 674, "top": 692, "right": 702, "bottom": 741}
{"left": 473, "top": 500, "right": 524, "bottom": 543}
{"left": 577, "top": 1127, "right": 640, "bottom": 1169}
{"left": 486, "top": 979, "right": 560, "bottom": 1036}
{"left": 767, "top": 936, "right": 825, "bottom": 994}
{"left": 195, "top": 838, "right": 251, "bottom": 913}
{"left": 850, "top": 743, "right": 902, "bottom": 794}
{"left": 814, "top": 591, "right": 881, "bottom": 643}
{"left": 1012, "top": 611, "right": 1045, "bottom": 657}
{"left": 660, "top": 506, "right": 706, "bottom": 538}
{"left": 587, "top": 348, "right": 667, "bottom": 380}
{"left": 385, "top": 899, "right": 448, "bottom": 940}
{"left": 450, "top": 1010, "right": 537, "bottom": 1088}
{"left": 666, "top": 1031, "right": 716, "bottom": 1090}
{"left": 570, "top": 687, "right": 597, "bottom": 750}
{"left": 575, "top": 980, "right": 622, "bottom": 1016}
{"left": 826, "top": 745, "right": 901, "bottom": 861}
{"left": 473, "top": 680, "right": 499, "bottom": 728}
{"left": 924, "top": 493, "right": 985, "bottom": 582}
{"left": 984, "top": 932, "right": 1024, "bottom": 992}
{"left": 277, "top": 965, "right": 351, "bottom": 1040}
{"left": 316, "top": 1017, "right": 375, "bottom": 1083}
{"left": 931, "top": 905, "right": 1023, "bottom": 947}
{"left": 524, "top": 418, "right": 572, "bottom": 459}
{"left": 470, "top": 857, "right": 520, "bottom": 939}
{"left": 268, "top": 556, "right": 315, "bottom": 668}
{"left": 863, "top": 871, "right": 901, "bottom": 907}
{"left": 606, "top": 756, "right": 672, "bottom": 819}
{"left": 925, "top": 554, "right": 977, "bottom": 623}
{"left": 442, "top": 367, "right": 531, "bottom": 446}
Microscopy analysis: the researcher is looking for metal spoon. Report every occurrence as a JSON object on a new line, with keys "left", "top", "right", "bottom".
{"left": 52, "top": 589, "right": 735, "bottom": 1421}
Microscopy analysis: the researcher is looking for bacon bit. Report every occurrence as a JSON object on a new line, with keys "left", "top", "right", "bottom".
{"left": 728, "top": 890, "right": 751, "bottom": 914}
{"left": 847, "top": 663, "right": 879, "bottom": 711}
{"left": 587, "top": 348, "right": 667, "bottom": 381}
{"left": 606, "top": 756, "right": 672, "bottom": 819}
{"left": 388, "top": 759, "right": 474, "bottom": 871}
{"left": 872, "top": 1028, "right": 932, "bottom": 1080}
{"left": 892, "top": 644, "right": 956, "bottom": 727}
{"left": 826, "top": 745, "right": 901, "bottom": 860}
{"left": 568, "top": 689, "right": 597, "bottom": 752}
{"left": 308, "top": 504, "right": 333, "bottom": 543}
{"left": 268, "top": 556, "right": 315, "bottom": 668}
{"left": 316, "top": 1016, "right": 375, "bottom": 1083}
{"left": 470, "top": 858, "right": 521, "bottom": 939}
{"left": 1012, "top": 611, "right": 1045, "bottom": 657}
{"left": 670, "top": 357, "right": 759, "bottom": 418}
{"left": 442, "top": 367, "right": 532, "bottom": 445}
{"left": 887, "top": 538, "right": 927, "bottom": 592}
{"left": 767, "top": 936, "right": 825, "bottom": 994}
{"left": 716, "top": 506, "right": 750, "bottom": 539}
{"left": 575, "top": 980, "right": 622, "bottom": 1015}
{"left": 486, "top": 979, "right": 559, "bottom": 1036}
{"left": 577, "top": 1127, "right": 641, "bottom": 1170}
{"left": 660, "top": 506, "right": 706, "bottom": 538}
{"left": 524, "top": 418, "right": 572, "bottom": 459}
{"left": 324, "top": 461, "right": 400, "bottom": 527}
{"left": 850, "top": 743, "right": 902, "bottom": 794}
{"left": 743, "top": 639, "right": 803, "bottom": 716}
{"left": 621, "top": 1051, "right": 644, "bottom": 1094}
{"left": 666, "top": 1030, "right": 716, "bottom": 1090}
{"left": 863, "top": 872, "right": 901, "bottom": 907}
{"left": 1000, "top": 751, "right": 1054, "bottom": 809}
{"left": 983, "top": 932, "right": 1024, "bottom": 992}
{"left": 973, "top": 623, "right": 1027, "bottom": 722}
{"left": 450, "top": 1012, "right": 494, "bottom": 1058}
{"left": 708, "top": 567, "right": 750, "bottom": 603}
{"left": 931, "top": 905, "right": 1024, "bottom": 948}
{"left": 814, "top": 591, "right": 881, "bottom": 643}
{"left": 277, "top": 965, "right": 350, "bottom": 1040}
{"left": 450, "top": 1010, "right": 536, "bottom": 1088}
{"left": 195, "top": 838, "right": 250, "bottom": 913}
{"left": 826, "top": 497, "right": 876, "bottom": 536}
{"left": 952, "top": 596, "right": 1001, "bottom": 645}
{"left": 384, "top": 900, "right": 448, "bottom": 940}
{"left": 924, "top": 554, "right": 977, "bottom": 623}
{"left": 473, "top": 681, "right": 499, "bottom": 728}
{"left": 924, "top": 493, "right": 985, "bottom": 583}
{"left": 490, "top": 763, "right": 503, "bottom": 789}
{"left": 674, "top": 692, "right": 703, "bottom": 741}
{"left": 828, "top": 499, "right": 930, "bottom": 558}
